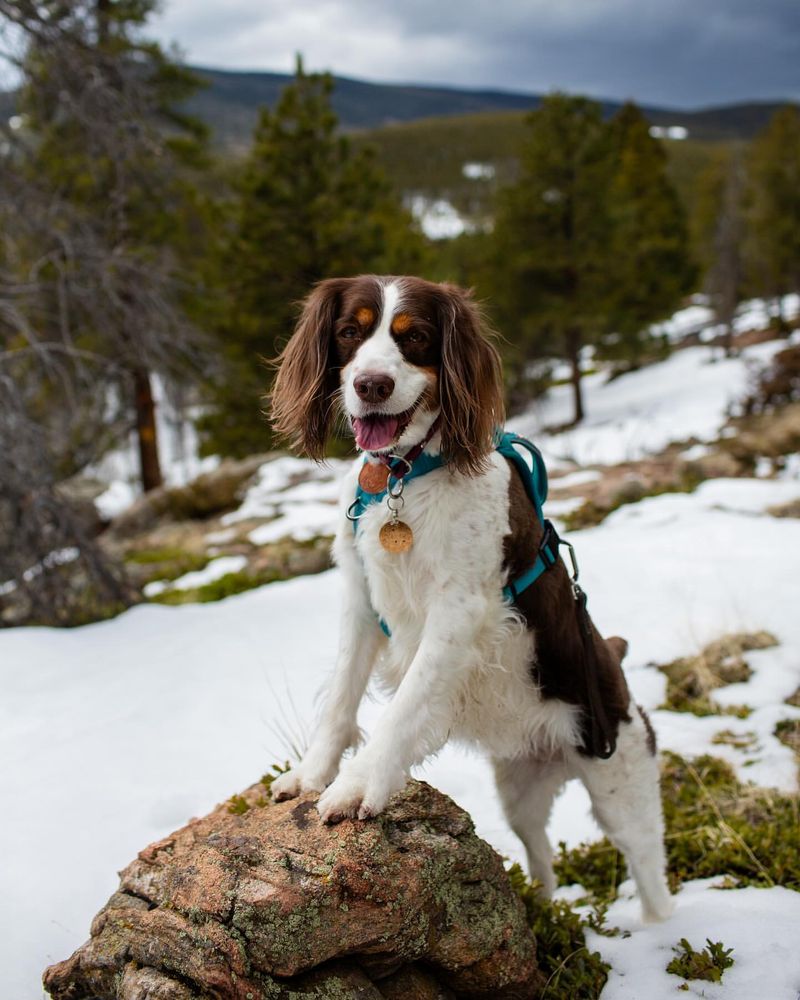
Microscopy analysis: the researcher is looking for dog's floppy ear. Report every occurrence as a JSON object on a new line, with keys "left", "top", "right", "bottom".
{"left": 270, "top": 278, "right": 349, "bottom": 460}
{"left": 437, "top": 284, "right": 505, "bottom": 475}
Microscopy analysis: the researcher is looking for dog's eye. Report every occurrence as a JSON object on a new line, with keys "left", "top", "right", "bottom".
{"left": 402, "top": 330, "right": 425, "bottom": 344}
{"left": 339, "top": 326, "right": 358, "bottom": 339}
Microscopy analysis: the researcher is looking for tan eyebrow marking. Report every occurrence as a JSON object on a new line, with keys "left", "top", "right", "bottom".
{"left": 391, "top": 312, "right": 412, "bottom": 333}
{"left": 355, "top": 307, "right": 374, "bottom": 326}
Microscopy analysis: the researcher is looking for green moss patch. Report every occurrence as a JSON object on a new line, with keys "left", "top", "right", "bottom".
{"left": 657, "top": 631, "right": 777, "bottom": 716}
{"left": 149, "top": 568, "right": 284, "bottom": 605}
{"left": 506, "top": 864, "right": 610, "bottom": 999}
{"left": 662, "top": 752, "right": 800, "bottom": 889}
{"left": 125, "top": 547, "right": 210, "bottom": 585}
{"left": 554, "top": 841, "right": 627, "bottom": 902}
{"left": 667, "top": 937, "right": 735, "bottom": 984}
{"left": 553, "top": 752, "right": 800, "bottom": 907}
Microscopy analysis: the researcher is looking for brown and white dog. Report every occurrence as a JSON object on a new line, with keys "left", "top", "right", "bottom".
{"left": 269, "top": 275, "right": 673, "bottom": 922}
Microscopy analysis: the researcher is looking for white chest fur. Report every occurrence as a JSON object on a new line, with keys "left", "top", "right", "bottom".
{"left": 335, "top": 454, "right": 580, "bottom": 760}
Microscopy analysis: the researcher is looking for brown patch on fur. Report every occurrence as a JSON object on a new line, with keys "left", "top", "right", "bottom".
{"left": 391, "top": 312, "right": 413, "bottom": 333}
{"left": 355, "top": 307, "right": 374, "bottom": 327}
{"left": 502, "top": 463, "right": 631, "bottom": 753}
{"left": 637, "top": 704, "right": 657, "bottom": 755}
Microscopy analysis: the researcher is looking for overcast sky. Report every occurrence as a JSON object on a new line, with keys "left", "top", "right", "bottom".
{"left": 149, "top": 0, "right": 799, "bottom": 109}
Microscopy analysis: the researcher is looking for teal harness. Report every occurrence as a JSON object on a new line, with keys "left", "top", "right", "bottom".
{"left": 351, "top": 430, "right": 562, "bottom": 633}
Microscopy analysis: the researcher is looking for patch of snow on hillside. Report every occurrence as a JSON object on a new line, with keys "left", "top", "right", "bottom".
{"left": 462, "top": 161, "right": 496, "bottom": 179}
{"left": 222, "top": 455, "right": 350, "bottom": 543}
{"left": 406, "top": 194, "right": 475, "bottom": 239}
{"left": 144, "top": 555, "right": 248, "bottom": 597}
{"left": 510, "top": 336, "right": 790, "bottom": 466}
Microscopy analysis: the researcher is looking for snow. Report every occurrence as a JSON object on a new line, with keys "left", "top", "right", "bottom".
{"left": 551, "top": 468, "right": 602, "bottom": 489}
{"left": 649, "top": 293, "right": 799, "bottom": 344}
{"left": 462, "top": 161, "right": 496, "bottom": 180}
{"left": 143, "top": 555, "right": 249, "bottom": 597}
{"left": 649, "top": 125, "right": 689, "bottom": 140}
{"left": 587, "top": 878, "right": 800, "bottom": 1000}
{"left": 93, "top": 479, "right": 138, "bottom": 521}
{"left": 222, "top": 455, "right": 349, "bottom": 542}
{"left": 2, "top": 468, "right": 800, "bottom": 997}
{"left": 510, "top": 335, "right": 792, "bottom": 466}
{"left": 405, "top": 193, "right": 476, "bottom": 240}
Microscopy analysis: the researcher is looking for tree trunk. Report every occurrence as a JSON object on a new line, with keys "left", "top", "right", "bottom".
{"left": 133, "top": 369, "right": 163, "bottom": 492}
{"left": 566, "top": 329, "right": 584, "bottom": 425}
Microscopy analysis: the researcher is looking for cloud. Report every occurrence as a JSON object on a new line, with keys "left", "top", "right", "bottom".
{"left": 149, "top": 0, "right": 800, "bottom": 107}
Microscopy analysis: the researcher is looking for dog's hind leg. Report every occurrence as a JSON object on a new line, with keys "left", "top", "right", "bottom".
{"left": 571, "top": 709, "right": 674, "bottom": 922}
{"left": 493, "top": 755, "right": 567, "bottom": 896}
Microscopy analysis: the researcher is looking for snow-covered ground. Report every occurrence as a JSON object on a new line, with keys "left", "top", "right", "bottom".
{"left": 2, "top": 469, "right": 800, "bottom": 998}
{"left": 511, "top": 332, "right": 799, "bottom": 466}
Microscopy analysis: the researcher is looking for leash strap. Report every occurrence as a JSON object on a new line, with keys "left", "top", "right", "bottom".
{"left": 574, "top": 584, "right": 616, "bottom": 759}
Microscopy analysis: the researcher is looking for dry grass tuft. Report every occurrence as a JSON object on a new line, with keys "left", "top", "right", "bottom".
{"left": 658, "top": 631, "right": 778, "bottom": 716}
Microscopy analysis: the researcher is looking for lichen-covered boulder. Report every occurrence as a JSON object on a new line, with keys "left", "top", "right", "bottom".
{"left": 43, "top": 779, "right": 542, "bottom": 999}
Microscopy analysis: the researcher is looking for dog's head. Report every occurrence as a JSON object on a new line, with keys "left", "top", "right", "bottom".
{"left": 270, "top": 275, "right": 504, "bottom": 474}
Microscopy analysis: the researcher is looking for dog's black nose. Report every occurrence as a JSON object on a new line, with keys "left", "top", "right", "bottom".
{"left": 354, "top": 373, "right": 395, "bottom": 404}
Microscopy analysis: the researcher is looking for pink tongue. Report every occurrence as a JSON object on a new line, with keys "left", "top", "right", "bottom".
{"left": 353, "top": 415, "right": 399, "bottom": 451}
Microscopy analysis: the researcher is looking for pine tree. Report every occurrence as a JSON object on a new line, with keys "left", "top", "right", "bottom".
{"left": 490, "top": 95, "right": 614, "bottom": 423}
{"left": 600, "top": 103, "right": 694, "bottom": 365}
{"left": 746, "top": 105, "right": 800, "bottom": 329}
{"left": 203, "top": 57, "right": 426, "bottom": 457}
{"left": 695, "top": 148, "right": 747, "bottom": 354}
{"left": 6, "top": 0, "right": 209, "bottom": 491}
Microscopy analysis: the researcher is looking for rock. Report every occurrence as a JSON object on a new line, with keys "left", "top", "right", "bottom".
{"left": 43, "top": 780, "right": 542, "bottom": 1000}
{"left": 106, "top": 455, "right": 272, "bottom": 540}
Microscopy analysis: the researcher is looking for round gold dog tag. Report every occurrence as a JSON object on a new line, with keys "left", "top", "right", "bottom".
{"left": 358, "top": 462, "right": 390, "bottom": 494}
{"left": 379, "top": 520, "right": 414, "bottom": 553}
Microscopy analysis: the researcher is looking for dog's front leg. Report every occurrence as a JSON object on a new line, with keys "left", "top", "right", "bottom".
{"left": 272, "top": 559, "right": 383, "bottom": 802}
{"left": 317, "top": 594, "right": 484, "bottom": 822}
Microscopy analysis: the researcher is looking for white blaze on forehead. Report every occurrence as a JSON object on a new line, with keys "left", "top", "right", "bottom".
{"left": 349, "top": 279, "right": 404, "bottom": 376}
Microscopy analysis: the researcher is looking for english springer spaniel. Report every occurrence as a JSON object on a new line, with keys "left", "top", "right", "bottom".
{"left": 269, "top": 275, "right": 673, "bottom": 922}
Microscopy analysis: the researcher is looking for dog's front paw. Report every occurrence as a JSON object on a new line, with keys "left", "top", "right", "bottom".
{"left": 270, "top": 769, "right": 303, "bottom": 802}
{"left": 271, "top": 759, "right": 337, "bottom": 802}
{"left": 317, "top": 759, "right": 406, "bottom": 823}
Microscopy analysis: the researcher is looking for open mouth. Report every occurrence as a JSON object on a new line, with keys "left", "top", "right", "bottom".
{"left": 351, "top": 404, "right": 418, "bottom": 451}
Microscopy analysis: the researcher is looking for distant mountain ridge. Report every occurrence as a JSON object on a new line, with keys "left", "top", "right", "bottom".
{"left": 0, "top": 64, "right": 792, "bottom": 149}
{"left": 186, "top": 66, "right": 794, "bottom": 148}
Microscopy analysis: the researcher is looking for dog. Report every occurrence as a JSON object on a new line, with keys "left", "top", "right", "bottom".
{"left": 268, "top": 274, "right": 673, "bottom": 922}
